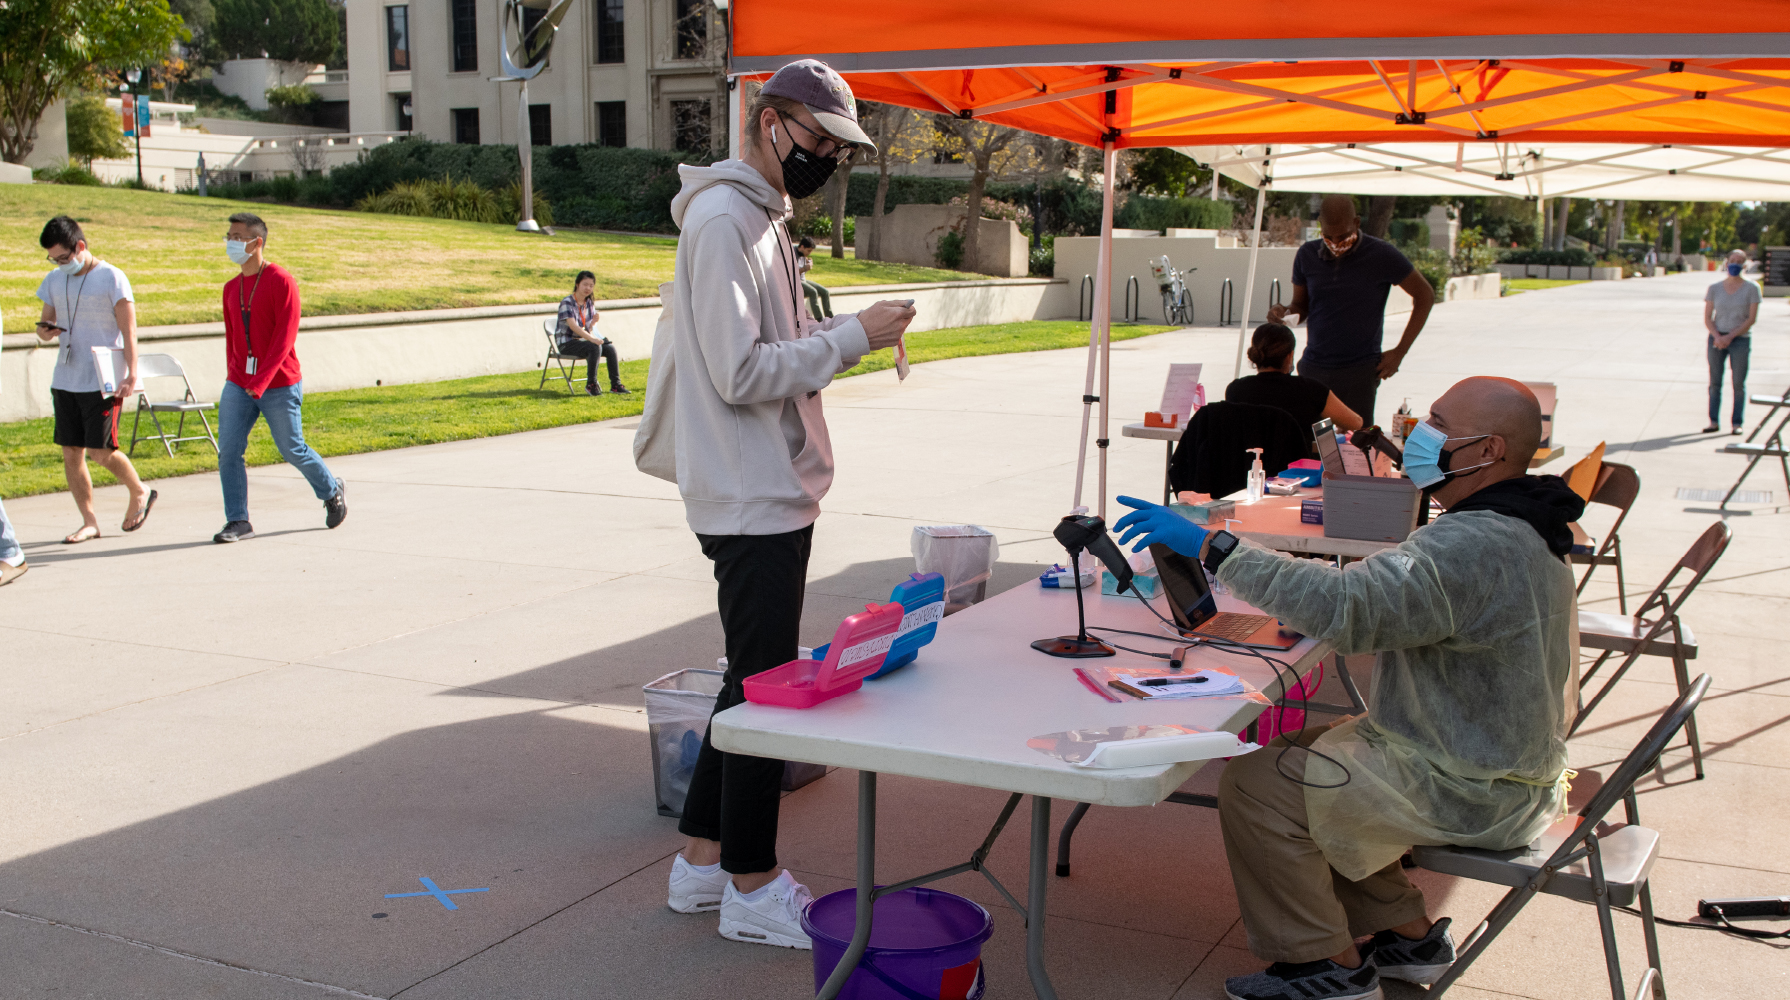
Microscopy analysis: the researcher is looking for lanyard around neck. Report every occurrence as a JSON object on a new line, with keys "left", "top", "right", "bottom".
{"left": 238, "top": 267, "right": 266, "bottom": 355}
{"left": 61, "top": 267, "right": 94, "bottom": 365}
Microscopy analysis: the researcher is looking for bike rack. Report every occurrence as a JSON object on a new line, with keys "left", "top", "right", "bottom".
{"left": 1269, "top": 278, "right": 1283, "bottom": 308}
{"left": 1218, "top": 278, "right": 1236, "bottom": 326}
{"left": 1123, "top": 276, "right": 1140, "bottom": 323}
{"left": 1078, "top": 274, "right": 1094, "bottom": 322}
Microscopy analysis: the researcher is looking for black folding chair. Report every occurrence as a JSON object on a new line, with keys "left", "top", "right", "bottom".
{"left": 1717, "top": 386, "right": 1790, "bottom": 509}
{"left": 1415, "top": 673, "right": 1709, "bottom": 1000}
{"left": 1572, "top": 521, "right": 1729, "bottom": 779}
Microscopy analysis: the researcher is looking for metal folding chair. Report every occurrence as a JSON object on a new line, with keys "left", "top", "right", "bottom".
{"left": 1415, "top": 673, "right": 1710, "bottom": 1000}
{"left": 538, "top": 319, "right": 585, "bottom": 394}
{"left": 128, "top": 353, "right": 218, "bottom": 458}
{"left": 1571, "top": 462, "right": 1640, "bottom": 613}
{"left": 1572, "top": 521, "right": 1730, "bottom": 779}
{"left": 1717, "top": 386, "right": 1790, "bottom": 509}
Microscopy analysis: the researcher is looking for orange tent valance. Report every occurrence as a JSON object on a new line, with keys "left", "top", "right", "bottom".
{"left": 730, "top": 2, "right": 1790, "bottom": 148}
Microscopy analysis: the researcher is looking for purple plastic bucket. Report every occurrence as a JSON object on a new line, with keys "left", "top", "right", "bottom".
{"left": 803, "top": 887, "right": 993, "bottom": 1000}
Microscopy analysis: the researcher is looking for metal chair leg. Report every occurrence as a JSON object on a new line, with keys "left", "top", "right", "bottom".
{"left": 1589, "top": 841, "right": 1626, "bottom": 1000}
{"left": 1055, "top": 801, "right": 1091, "bottom": 877}
{"left": 1670, "top": 648, "right": 1705, "bottom": 779}
{"left": 197, "top": 407, "right": 219, "bottom": 453}
{"left": 148, "top": 406, "right": 175, "bottom": 458}
{"left": 1637, "top": 880, "right": 1664, "bottom": 992}
{"left": 1572, "top": 648, "right": 1643, "bottom": 736}
{"left": 1429, "top": 882, "right": 1542, "bottom": 998}
{"left": 128, "top": 402, "right": 145, "bottom": 456}
{"left": 1613, "top": 536, "right": 1627, "bottom": 615}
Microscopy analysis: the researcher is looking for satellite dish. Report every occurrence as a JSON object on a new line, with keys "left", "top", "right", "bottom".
{"left": 499, "top": 0, "right": 573, "bottom": 80}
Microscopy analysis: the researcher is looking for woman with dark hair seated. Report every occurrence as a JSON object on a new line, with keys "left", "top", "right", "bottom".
{"left": 1227, "top": 322, "right": 1361, "bottom": 437}
{"left": 557, "top": 270, "right": 629, "bottom": 396}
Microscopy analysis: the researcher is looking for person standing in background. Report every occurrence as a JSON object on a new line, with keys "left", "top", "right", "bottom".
{"left": 1704, "top": 248, "right": 1761, "bottom": 435}
{"left": 33, "top": 216, "right": 156, "bottom": 544}
{"left": 212, "top": 212, "right": 346, "bottom": 543}
{"left": 1268, "top": 195, "right": 1436, "bottom": 427}
{"left": 555, "top": 270, "right": 629, "bottom": 396}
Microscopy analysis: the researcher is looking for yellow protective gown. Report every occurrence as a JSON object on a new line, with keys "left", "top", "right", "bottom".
{"left": 1216, "top": 509, "right": 1577, "bottom": 881}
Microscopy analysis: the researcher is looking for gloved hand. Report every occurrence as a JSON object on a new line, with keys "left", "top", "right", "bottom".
{"left": 1113, "top": 495, "right": 1208, "bottom": 557}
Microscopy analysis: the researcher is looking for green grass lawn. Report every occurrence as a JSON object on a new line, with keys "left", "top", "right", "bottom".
{"left": 0, "top": 320, "right": 1172, "bottom": 499}
{"left": 0, "top": 186, "right": 972, "bottom": 328}
{"left": 1503, "top": 278, "right": 1589, "bottom": 294}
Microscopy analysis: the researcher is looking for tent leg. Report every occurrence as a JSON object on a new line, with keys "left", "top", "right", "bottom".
{"left": 1070, "top": 299, "right": 1099, "bottom": 513}
{"left": 1233, "top": 179, "right": 1266, "bottom": 381}
{"left": 1095, "top": 141, "right": 1116, "bottom": 522}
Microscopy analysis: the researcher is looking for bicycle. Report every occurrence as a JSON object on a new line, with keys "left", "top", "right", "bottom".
{"left": 1150, "top": 254, "right": 1195, "bottom": 325}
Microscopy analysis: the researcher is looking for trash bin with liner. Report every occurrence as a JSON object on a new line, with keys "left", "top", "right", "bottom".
{"left": 643, "top": 664, "right": 827, "bottom": 818}
{"left": 911, "top": 525, "right": 1000, "bottom": 614}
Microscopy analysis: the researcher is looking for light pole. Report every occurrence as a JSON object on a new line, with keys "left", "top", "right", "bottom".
{"left": 495, "top": 0, "right": 573, "bottom": 234}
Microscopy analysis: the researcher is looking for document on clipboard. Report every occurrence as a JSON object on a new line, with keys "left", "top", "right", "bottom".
{"left": 90, "top": 347, "right": 124, "bottom": 397}
{"left": 1159, "top": 363, "right": 1203, "bottom": 428}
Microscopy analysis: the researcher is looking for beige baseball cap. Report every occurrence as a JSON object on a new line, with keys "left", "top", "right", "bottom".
{"left": 761, "top": 59, "right": 875, "bottom": 153}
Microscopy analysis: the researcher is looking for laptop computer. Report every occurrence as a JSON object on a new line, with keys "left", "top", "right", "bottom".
{"left": 1314, "top": 418, "right": 1374, "bottom": 477}
{"left": 1150, "top": 544, "right": 1303, "bottom": 650}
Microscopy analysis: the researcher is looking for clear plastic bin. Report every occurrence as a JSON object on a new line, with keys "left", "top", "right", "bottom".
{"left": 911, "top": 525, "right": 1000, "bottom": 613}
{"left": 643, "top": 667, "right": 827, "bottom": 818}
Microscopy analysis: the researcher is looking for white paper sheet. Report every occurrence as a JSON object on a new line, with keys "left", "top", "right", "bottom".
{"left": 1158, "top": 363, "right": 1203, "bottom": 427}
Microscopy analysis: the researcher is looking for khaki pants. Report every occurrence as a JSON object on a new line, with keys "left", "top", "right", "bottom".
{"left": 1219, "top": 728, "right": 1428, "bottom": 963}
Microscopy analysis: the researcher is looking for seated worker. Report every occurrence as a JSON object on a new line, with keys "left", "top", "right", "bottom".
{"left": 557, "top": 270, "right": 630, "bottom": 396}
{"left": 797, "top": 237, "right": 833, "bottom": 320}
{"left": 1113, "top": 376, "right": 1584, "bottom": 1000}
{"left": 1227, "top": 322, "right": 1362, "bottom": 442}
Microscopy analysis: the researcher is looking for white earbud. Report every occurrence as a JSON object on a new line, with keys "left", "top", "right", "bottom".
{"left": 771, "top": 125, "right": 778, "bottom": 145}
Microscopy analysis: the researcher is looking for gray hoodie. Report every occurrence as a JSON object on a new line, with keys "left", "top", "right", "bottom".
{"left": 643, "top": 159, "right": 869, "bottom": 536}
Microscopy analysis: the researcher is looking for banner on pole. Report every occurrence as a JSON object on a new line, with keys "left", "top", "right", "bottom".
{"left": 121, "top": 94, "right": 135, "bottom": 137}
{"left": 137, "top": 94, "right": 152, "bottom": 138}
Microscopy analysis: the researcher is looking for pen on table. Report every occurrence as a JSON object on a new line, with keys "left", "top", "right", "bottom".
{"left": 1140, "top": 675, "right": 1215, "bottom": 688}
{"left": 1073, "top": 667, "right": 1122, "bottom": 703}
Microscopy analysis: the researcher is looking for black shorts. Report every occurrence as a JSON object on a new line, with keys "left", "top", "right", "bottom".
{"left": 51, "top": 389, "right": 122, "bottom": 450}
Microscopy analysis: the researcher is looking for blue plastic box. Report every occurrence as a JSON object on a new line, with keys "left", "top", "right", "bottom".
{"left": 812, "top": 572, "right": 945, "bottom": 680}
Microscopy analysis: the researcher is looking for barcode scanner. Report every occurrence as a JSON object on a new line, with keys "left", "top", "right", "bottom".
{"left": 1033, "top": 514, "right": 1134, "bottom": 659}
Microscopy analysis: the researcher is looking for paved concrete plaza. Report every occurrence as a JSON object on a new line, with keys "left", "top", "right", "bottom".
{"left": 2, "top": 271, "right": 1786, "bottom": 999}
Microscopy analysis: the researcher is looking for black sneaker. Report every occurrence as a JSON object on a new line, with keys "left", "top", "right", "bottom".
{"left": 325, "top": 482, "right": 348, "bottom": 529}
{"left": 1225, "top": 959, "right": 1381, "bottom": 1000}
{"left": 610, "top": 381, "right": 631, "bottom": 395}
{"left": 586, "top": 379, "right": 602, "bottom": 396}
{"left": 214, "top": 520, "right": 255, "bottom": 543}
{"left": 1365, "top": 917, "right": 1456, "bottom": 986}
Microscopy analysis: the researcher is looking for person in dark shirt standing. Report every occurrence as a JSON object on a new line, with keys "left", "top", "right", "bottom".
{"left": 1268, "top": 195, "right": 1435, "bottom": 427}
{"left": 212, "top": 212, "right": 346, "bottom": 543}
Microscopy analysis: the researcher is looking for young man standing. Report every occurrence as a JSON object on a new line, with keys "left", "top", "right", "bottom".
{"left": 213, "top": 212, "right": 345, "bottom": 543}
{"left": 34, "top": 216, "right": 156, "bottom": 543}
{"left": 642, "top": 60, "right": 914, "bottom": 948}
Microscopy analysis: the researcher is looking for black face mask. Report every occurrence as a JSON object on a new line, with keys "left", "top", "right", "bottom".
{"left": 772, "top": 122, "right": 838, "bottom": 199}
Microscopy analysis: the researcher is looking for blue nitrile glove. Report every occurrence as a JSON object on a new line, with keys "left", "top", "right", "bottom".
{"left": 1113, "top": 495, "right": 1208, "bottom": 557}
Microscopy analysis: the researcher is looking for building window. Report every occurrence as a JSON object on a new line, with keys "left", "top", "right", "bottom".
{"left": 597, "top": 101, "right": 627, "bottom": 147}
{"left": 594, "top": 0, "right": 624, "bottom": 64}
{"left": 672, "top": 98, "right": 710, "bottom": 154}
{"left": 528, "top": 103, "right": 552, "bottom": 146}
{"left": 394, "top": 92, "right": 413, "bottom": 131}
{"left": 674, "top": 0, "right": 706, "bottom": 60}
{"left": 452, "top": 107, "right": 481, "bottom": 144}
{"left": 450, "top": 0, "right": 478, "bottom": 73}
{"left": 386, "top": 6, "right": 410, "bottom": 71}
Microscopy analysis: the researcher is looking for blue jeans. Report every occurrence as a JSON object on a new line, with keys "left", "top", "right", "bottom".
{"left": 219, "top": 380, "right": 338, "bottom": 523}
{"left": 0, "top": 496, "right": 19, "bottom": 565}
{"left": 1708, "top": 335, "right": 1751, "bottom": 427}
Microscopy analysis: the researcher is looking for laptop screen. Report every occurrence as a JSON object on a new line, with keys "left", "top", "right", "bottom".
{"left": 1313, "top": 421, "right": 1347, "bottom": 477}
{"left": 1150, "top": 544, "right": 1220, "bottom": 632}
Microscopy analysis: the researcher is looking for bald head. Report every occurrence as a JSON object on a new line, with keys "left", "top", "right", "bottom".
{"left": 1318, "top": 194, "right": 1358, "bottom": 234}
{"left": 1424, "top": 377, "right": 1542, "bottom": 506}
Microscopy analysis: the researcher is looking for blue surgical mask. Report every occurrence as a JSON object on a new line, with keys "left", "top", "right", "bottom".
{"left": 225, "top": 239, "right": 253, "bottom": 265}
{"left": 1728, "top": 262, "right": 1744, "bottom": 276}
{"left": 1403, "top": 420, "right": 1492, "bottom": 490}
{"left": 54, "top": 251, "right": 85, "bottom": 275}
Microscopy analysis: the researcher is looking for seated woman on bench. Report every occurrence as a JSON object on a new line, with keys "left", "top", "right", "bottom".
{"left": 1227, "top": 323, "right": 1361, "bottom": 440}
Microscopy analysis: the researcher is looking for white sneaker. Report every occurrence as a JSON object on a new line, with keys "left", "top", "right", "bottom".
{"left": 667, "top": 854, "right": 729, "bottom": 913}
{"left": 717, "top": 870, "right": 814, "bottom": 949}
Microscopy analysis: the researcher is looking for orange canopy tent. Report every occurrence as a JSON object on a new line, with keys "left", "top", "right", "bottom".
{"left": 728, "top": 2, "right": 1790, "bottom": 524}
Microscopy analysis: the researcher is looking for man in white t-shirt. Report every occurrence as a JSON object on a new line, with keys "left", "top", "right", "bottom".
{"left": 33, "top": 216, "right": 157, "bottom": 543}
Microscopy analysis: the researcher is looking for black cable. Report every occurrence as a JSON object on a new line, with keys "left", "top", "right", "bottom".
{"left": 1610, "top": 903, "right": 1790, "bottom": 942}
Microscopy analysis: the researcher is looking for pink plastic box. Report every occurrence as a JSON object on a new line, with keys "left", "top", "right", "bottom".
{"left": 742, "top": 603, "right": 906, "bottom": 708}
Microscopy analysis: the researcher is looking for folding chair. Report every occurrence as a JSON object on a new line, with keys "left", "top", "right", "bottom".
{"left": 128, "top": 353, "right": 218, "bottom": 458}
{"left": 1716, "top": 386, "right": 1790, "bottom": 509}
{"left": 1572, "top": 521, "right": 1730, "bottom": 779}
{"left": 538, "top": 318, "right": 585, "bottom": 394}
{"left": 1571, "top": 462, "right": 1640, "bottom": 613}
{"left": 1415, "top": 673, "right": 1709, "bottom": 1000}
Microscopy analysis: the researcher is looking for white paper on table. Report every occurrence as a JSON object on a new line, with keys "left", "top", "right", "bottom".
{"left": 1110, "top": 668, "right": 1246, "bottom": 700}
{"left": 1026, "top": 724, "right": 1259, "bottom": 769}
{"left": 894, "top": 336, "right": 910, "bottom": 381}
{"left": 90, "top": 347, "right": 123, "bottom": 397}
{"left": 1158, "top": 363, "right": 1202, "bottom": 427}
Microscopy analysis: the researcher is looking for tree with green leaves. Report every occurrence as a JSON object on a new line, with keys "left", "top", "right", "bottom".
{"left": 65, "top": 93, "right": 130, "bottom": 165}
{"left": 0, "top": 0, "right": 188, "bottom": 163}
{"left": 213, "top": 0, "right": 338, "bottom": 65}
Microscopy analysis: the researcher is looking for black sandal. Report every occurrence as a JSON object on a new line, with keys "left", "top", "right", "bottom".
{"left": 123, "top": 489, "right": 158, "bottom": 533}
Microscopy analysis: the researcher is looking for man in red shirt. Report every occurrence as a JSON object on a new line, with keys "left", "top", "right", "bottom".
{"left": 213, "top": 212, "right": 345, "bottom": 542}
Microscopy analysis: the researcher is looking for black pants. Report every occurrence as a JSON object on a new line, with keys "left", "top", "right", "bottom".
{"left": 558, "top": 338, "right": 620, "bottom": 385}
{"left": 1298, "top": 357, "right": 1382, "bottom": 428}
{"left": 677, "top": 524, "right": 813, "bottom": 874}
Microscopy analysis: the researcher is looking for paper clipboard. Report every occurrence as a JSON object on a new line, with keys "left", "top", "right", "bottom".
{"left": 90, "top": 347, "right": 124, "bottom": 397}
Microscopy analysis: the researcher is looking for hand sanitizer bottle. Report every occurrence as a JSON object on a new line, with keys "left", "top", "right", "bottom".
{"left": 1246, "top": 448, "right": 1266, "bottom": 503}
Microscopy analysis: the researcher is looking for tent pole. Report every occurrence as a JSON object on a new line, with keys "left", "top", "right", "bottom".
{"left": 1233, "top": 181, "right": 1266, "bottom": 381}
{"left": 1095, "top": 140, "right": 1116, "bottom": 522}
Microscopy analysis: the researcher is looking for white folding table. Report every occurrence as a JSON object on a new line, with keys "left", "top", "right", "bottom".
{"left": 712, "top": 581, "right": 1332, "bottom": 999}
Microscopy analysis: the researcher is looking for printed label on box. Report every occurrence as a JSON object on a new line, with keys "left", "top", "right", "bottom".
{"left": 838, "top": 632, "right": 897, "bottom": 668}
{"left": 898, "top": 600, "right": 945, "bottom": 635}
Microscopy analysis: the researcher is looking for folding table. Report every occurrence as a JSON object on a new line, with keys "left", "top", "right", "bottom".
{"left": 711, "top": 581, "right": 1332, "bottom": 999}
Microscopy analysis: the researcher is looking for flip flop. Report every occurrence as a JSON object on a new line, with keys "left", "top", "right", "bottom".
{"left": 64, "top": 526, "right": 100, "bottom": 544}
{"left": 122, "top": 489, "right": 158, "bottom": 533}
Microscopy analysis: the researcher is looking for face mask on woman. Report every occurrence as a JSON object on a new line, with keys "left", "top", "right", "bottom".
{"left": 1728, "top": 262, "right": 1744, "bottom": 277}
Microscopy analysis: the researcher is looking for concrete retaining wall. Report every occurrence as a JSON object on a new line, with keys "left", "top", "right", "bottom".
{"left": 1492, "top": 263, "right": 1625, "bottom": 280}
{"left": 853, "top": 204, "right": 1029, "bottom": 277}
{"left": 1, "top": 278, "right": 1072, "bottom": 423}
